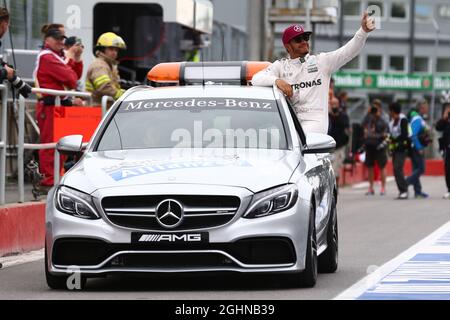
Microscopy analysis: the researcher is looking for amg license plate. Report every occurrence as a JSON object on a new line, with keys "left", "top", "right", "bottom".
{"left": 131, "top": 232, "right": 209, "bottom": 244}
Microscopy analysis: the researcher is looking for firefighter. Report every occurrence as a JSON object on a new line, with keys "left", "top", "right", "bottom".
{"left": 34, "top": 25, "right": 83, "bottom": 191}
{"left": 86, "top": 32, "right": 126, "bottom": 105}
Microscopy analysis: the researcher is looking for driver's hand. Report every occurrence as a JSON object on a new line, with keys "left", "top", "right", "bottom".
{"left": 275, "top": 79, "right": 293, "bottom": 98}
{"left": 361, "top": 12, "right": 376, "bottom": 33}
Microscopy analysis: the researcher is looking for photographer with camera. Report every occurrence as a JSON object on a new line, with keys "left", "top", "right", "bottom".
{"left": 388, "top": 102, "right": 411, "bottom": 200}
{"left": 0, "top": 7, "right": 32, "bottom": 98}
{"left": 436, "top": 103, "right": 450, "bottom": 199}
{"left": 64, "top": 36, "right": 85, "bottom": 104}
{"left": 362, "top": 99, "right": 389, "bottom": 196}
{"left": 34, "top": 24, "right": 83, "bottom": 190}
{"left": 328, "top": 89, "right": 350, "bottom": 186}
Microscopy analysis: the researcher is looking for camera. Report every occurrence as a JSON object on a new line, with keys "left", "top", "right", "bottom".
{"left": 377, "top": 135, "right": 390, "bottom": 151}
{"left": 10, "top": 74, "right": 32, "bottom": 98}
{"left": 0, "top": 60, "right": 33, "bottom": 98}
{"left": 370, "top": 106, "right": 378, "bottom": 115}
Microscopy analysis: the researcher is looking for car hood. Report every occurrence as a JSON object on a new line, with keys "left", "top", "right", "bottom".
{"left": 62, "top": 148, "right": 301, "bottom": 194}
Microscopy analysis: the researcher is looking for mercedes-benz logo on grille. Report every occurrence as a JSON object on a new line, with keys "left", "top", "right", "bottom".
{"left": 155, "top": 199, "right": 184, "bottom": 229}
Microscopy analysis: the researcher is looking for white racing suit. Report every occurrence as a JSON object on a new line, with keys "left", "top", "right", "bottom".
{"left": 252, "top": 28, "right": 369, "bottom": 134}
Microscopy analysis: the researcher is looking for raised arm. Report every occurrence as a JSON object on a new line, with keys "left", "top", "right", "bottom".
{"left": 321, "top": 12, "right": 375, "bottom": 74}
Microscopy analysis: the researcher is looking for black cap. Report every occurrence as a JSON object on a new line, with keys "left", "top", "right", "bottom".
{"left": 45, "top": 28, "right": 67, "bottom": 40}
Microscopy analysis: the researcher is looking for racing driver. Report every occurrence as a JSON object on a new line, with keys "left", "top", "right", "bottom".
{"left": 252, "top": 12, "right": 375, "bottom": 134}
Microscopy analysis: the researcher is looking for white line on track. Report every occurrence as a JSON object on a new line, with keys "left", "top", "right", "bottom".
{"left": 0, "top": 249, "right": 44, "bottom": 270}
{"left": 351, "top": 177, "right": 395, "bottom": 190}
{"left": 334, "top": 220, "right": 450, "bottom": 300}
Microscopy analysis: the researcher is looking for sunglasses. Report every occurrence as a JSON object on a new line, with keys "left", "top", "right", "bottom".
{"left": 292, "top": 34, "right": 310, "bottom": 43}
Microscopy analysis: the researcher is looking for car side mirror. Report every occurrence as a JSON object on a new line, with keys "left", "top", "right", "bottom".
{"left": 56, "top": 135, "right": 84, "bottom": 155}
{"left": 302, "top": 133, "right": 336, "bottom": 155}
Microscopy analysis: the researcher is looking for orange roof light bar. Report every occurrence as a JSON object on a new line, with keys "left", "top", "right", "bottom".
{"left": 246, "top": 61, "right": 271, "bottom": 82}
{"left": 147, "top": 61, "right": 271, "bottom": 85}
{"left": 147, "top": 62, "right": 181, "bottom": 83}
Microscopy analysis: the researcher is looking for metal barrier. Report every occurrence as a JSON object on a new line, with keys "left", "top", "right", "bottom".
{"left": 0, "top": 84, "right": 8, "bottom": 205}
{"left": 31, "top": 88, "right": 93, "bottom": 106}
{"left": 3, "top": 85, "right": 117, "bottom": 204}
{"left": 101, "top": 95, "right": 114, "bottom": 116}
{"left": 16, "top": 89, "right": 100, "bottom": 203}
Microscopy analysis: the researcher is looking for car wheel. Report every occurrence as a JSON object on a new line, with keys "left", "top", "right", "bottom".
{"left": 318, "top": 194, "right": 338, "bottom": 273}
{"left": 284, "top": 204, "right": 318, "bottom": 288}
{"left": 298, "top": 204, "right": 318, "bottom": 287}
{"left": 45, "top": 243, "right": 86, "bottom": 290}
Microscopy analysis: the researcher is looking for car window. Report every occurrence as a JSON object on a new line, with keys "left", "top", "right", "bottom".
{"left": 96, "top": 97, "right": 288, "bottom": 151}
{"left": 284, "top": 99, "right": 307, "bottom": 147}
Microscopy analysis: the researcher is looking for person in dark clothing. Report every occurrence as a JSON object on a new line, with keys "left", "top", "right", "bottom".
{"left": 388, "top": 102, "right": 411, "bottom": 199}
{"left": 362, "top": 101, "right": 389, "bottom": 195}
{"left": 406, "top": 100, "right": 430, "bottom": 199}
{"left": 338, "top": 91, "right": 349, "bottom": 112}
{"left": 436, "top": 103, "right": 450, "bottom": 199}
{"left": 328, "top": 92, "right": 350, "bottom": 186}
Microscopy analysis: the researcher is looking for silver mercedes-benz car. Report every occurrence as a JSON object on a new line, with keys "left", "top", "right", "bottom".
{"left": 45, "top": 62, "right": 338, "bottom": 289}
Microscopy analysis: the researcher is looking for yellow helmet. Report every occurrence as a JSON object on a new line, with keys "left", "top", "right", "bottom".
{"left": 96, "top": 32, "right": 127, "bottom": 50}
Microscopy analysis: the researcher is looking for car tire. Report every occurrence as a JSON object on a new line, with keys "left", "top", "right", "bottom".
{"left": 45, "top": 243, "right": 86, "bottom": 290}
{"left": 318, "top": 194, "right": 338, "bottom": 273}
{"left": 284, "top": 204, "right": 318, "bottom": 288}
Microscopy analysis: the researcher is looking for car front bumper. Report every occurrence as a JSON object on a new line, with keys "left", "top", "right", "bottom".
{"left": 46, "top": 184, "right": 311, "bottom": 276}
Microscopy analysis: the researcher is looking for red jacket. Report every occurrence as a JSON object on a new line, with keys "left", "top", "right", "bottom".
{"left": 35, "top": 46, "right": 83, "bottom": 94}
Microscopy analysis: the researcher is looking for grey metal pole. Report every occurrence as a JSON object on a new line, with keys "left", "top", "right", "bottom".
{"left": 247, "top": 0, "right": 265, "bottom": 61}
{"left": 407, "top": 0, "right": 416, "bottom": 106}
{"left": 26, "top": 0, "right": 33, "bottom": 49}
{"left": 430, "top": 35, "right": 438, "bottom": 126}
{"left": 430, "top": 20, "right": 439, "bottom": 159}
{"left": 18, "top": 96, "right": 25, "bottom": 203}
{"left": 338, "top": 0, "right": 344, "bottom": 47}
{"left": 305, "top": 0, "right": 312, "bottom": 31}
{"left": 0, "top": 85, "right": 7, "bottom": 205}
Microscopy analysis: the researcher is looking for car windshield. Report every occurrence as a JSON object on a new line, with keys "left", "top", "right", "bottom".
{"left": 96, "top": 96, "right": 288, "bottom": 151}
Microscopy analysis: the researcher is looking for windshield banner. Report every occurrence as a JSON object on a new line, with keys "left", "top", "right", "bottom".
{"left": 118, "top": 98, "right": 277, "bottom": 113}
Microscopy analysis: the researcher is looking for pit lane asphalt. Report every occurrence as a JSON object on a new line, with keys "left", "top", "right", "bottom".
{"left": 1, "top": 177, "right": 449, "bottom": 300}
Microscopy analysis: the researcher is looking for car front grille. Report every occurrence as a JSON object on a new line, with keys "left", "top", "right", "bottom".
{"left": 101, "top": 195, "right": 241, "bottom": 231}
{"left": 52, "top": 238, "right": 296, "bottom": 267}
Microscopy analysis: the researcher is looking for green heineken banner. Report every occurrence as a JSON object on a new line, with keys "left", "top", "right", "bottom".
{"left": 334, "top": 72, "right": 450, "bottom": 91}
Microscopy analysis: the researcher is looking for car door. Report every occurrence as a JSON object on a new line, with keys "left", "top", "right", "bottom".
{"left": 278, "top": 95, "right": 333, "bottom": 241}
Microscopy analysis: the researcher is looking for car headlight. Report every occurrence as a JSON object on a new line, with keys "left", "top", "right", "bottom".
{"left": 55, "top": 186, "right": 100, "bottom": 220}
{"left": 244, "top": 184, "right": 298, "bottom": 219}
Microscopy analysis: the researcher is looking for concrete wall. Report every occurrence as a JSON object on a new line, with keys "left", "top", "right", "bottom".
{"left": 0, "top": 202, "right": 46, "bottom": 257}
